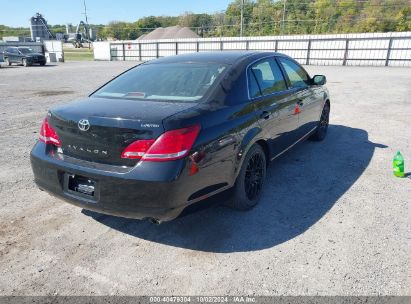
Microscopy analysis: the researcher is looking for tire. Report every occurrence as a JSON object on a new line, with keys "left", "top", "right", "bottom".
{"left": 40, "top": 61, "right": 46, "bottom": 66}
{"left": 22, "top": 58, "right": 29, "bottom": 67}
{"left": 310, "top": 102, "right": 330, "bottom": 141}
{"left": 226, "top": 144, "right": 267, "bottom": 211}
{"left": 5, "top": 58, "right": 11, "bottom": 66}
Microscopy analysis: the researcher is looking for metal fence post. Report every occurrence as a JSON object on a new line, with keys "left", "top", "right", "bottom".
{"left": 175, "top": 42, "right": 178, "bottom": 55}
{"left": 306, "top": 39, "right": 311, "bottom": 65}
{"left": 122, "top": 43, "right": 125, "bottom": 61}
{"left": 275, "top": 40, "right": 278, "bottom": 52}
{"left": 196, "top": 41, "right": 199, "bottom": 53}
{"left": 138, "top": 43, "right": 142, "bottom": 61}
{"left": 246, "top": 40, "right": 249, "bottom": 51}
{"left": 156, "top": 42, "right": 159, "bottom": 58}
{"left": 220, "top": 41, "right": 224, "bottom": 51}
{"left": 385, "top": 37, "right": 393, "bottom": 67}
{"left": 343, "top": 39, "right": 349, "bottom": 66}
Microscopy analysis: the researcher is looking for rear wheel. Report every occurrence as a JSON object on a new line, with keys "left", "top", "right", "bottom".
{"left": 310, "top": 102, "right": 330, "bottom": 141}
{"left": 40, "top": 61, "right": 46, "bottom": 66}
{"left": 226, "top": 144, "right": 267, "bottom": 210}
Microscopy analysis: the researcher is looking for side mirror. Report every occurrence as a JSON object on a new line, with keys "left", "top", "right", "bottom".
{"left": 312, "top": 75, "right": 327, "bottom": 86}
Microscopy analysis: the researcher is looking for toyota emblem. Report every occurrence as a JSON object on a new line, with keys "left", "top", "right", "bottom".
{"left": 78, "top": 119, "right": 90, "bottom": 131}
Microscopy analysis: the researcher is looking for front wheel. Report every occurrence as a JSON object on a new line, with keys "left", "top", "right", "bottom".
{"left": 310, "top": 102, "right": 330, "bottom": 141}
{"left": 226, "top": 144, "right": 267, "bottom": 211}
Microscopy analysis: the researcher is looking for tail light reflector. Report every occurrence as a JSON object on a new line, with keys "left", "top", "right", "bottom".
{"left": 121, "top": 124, "right": 200, "bottom": 162}
{"left": 39, "top": 118, "right": 62, "bottom": 147}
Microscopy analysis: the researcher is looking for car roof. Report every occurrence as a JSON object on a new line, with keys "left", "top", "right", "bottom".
{"left": 144, "top": 51, "right": 283, "bottom": 65}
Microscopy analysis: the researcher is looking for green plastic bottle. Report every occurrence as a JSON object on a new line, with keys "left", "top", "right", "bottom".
{"left": 393, "top": 151, "right": 405, "bottom": 178}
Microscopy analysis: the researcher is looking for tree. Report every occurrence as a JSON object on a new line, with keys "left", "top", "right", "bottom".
{"left": 104, "top": 21, "right": 133, "bottom": 40}
{"left": 333, "top": 0, "right": 359, "bottom": 33}
{"left": 135, "top": 16, "right": 163, "bottom": 29}
{"left": 395, "top": 6, "right": 411, "bottom": 31}
{"left": 250, "top": 0, "right": 281, "bottom": 35}
{"left": 312, "top": 0, "right": 338, "bottom": 34}
{"left": 225, "top": 0, "right": 256, "bottom": 36}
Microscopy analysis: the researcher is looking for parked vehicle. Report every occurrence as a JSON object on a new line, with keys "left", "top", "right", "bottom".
{"left": 30, "top": 51, "right": 330, "bottom": 223}
{"left": 3, "top": 47, "right": 46, "bottom": 67}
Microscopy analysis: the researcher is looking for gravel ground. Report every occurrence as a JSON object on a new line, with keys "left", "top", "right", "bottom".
{"left": 0, "top": 61, "right": 410, "bottom": 296}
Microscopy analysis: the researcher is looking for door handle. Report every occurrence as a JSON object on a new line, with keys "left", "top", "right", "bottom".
{"left": 260, "top": 111, "right": 270, "bottom": 120}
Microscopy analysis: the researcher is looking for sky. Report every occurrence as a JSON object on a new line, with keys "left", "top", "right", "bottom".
{"left": 1, "top": 0, "right": 233, "bottom": 27}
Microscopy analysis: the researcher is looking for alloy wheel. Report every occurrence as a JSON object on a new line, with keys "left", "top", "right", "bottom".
{"left": 244, "top": 152, "right": 264, "bottom": 200}
{"left": 319, "top": 104, "right": 330, "bottom": 136}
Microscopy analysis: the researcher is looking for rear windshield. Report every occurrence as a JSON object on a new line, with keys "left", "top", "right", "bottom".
{"left": 92, "top": 62, "right": 227, "bottom": 102}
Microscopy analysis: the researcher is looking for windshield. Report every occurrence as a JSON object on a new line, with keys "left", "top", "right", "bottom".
{"left": 92, "top": 62, "right": 227, "bottom": 102}
{"left": 18, "top": 48, "right": 34, "bottom": 54}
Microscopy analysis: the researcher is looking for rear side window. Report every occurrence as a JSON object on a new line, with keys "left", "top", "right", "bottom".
{"left": 248, "top": 58, "right": 287, "bottom": 98}
{"left": 278, "top": 57, "right": 310, "bottom": 88}
{"left": 18, "top": 48, "right": 34, "bottom": 54}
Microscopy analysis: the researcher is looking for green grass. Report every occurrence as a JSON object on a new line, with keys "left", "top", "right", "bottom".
{"left": 63, "top": 48, "right": 94, "bottom": 61}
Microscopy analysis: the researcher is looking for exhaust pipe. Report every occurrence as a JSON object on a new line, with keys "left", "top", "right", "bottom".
{"left": 149, "top": 218, "right": 161, "bottom": 225}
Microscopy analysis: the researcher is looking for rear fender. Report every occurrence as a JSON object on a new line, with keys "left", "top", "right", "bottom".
{"left": 233, "top": 126, "right": 264, "bottom": 180}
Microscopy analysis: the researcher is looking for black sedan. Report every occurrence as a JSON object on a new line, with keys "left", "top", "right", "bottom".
{"left": 3, "top": 47, "right": 46, "bottom": 66}
{"left": 30, "top": 51, "right": 330, "bottom": 223}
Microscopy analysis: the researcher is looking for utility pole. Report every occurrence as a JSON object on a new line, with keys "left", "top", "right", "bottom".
{"left": 240, "top": 0, "right": 244, "bottom": 37}
{"left": 83, "top": 0, "right": 90, "bottom": 48}
{"left": 282, "top": 0, "right": 287, "bottom": 34}
{"left": 83, "top": 0, "right": 89, "bottom": 25}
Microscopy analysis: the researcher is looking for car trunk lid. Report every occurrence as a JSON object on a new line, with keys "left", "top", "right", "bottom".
{"left": 48, "top": 97, "right": 197, "bottom": 166}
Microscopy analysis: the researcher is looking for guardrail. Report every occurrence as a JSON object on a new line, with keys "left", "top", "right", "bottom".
{"left": 107, "top": 35, "right": 411, "bottom": 67}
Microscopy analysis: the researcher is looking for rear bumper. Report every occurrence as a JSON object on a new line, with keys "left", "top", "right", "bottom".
{"left": 27, "top": 57, "right": 46, "bottom": 64}
{"left": 30, "top": 142, "right": 195, "bottom": 221}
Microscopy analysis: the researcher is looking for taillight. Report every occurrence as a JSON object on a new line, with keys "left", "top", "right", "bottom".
{"left": 121, "top": 139, "right": 155, "bottom": 159}
{"left": 39, "top": 118, "right": 62, "bottom": 147}
{"left": 121, "top": 124, "right": 200, "bottom": 162}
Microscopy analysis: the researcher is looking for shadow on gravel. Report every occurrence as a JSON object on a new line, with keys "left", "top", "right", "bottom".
{"left": 83, "top": 125, "right": 387, "bottom": 253}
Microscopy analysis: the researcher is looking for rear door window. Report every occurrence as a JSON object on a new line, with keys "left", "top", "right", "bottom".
{"left": 248, "top": 58, "right": 287, "bottom": 98}
{"left": 278, "top": 57, "right": 310, "bottom": 88}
